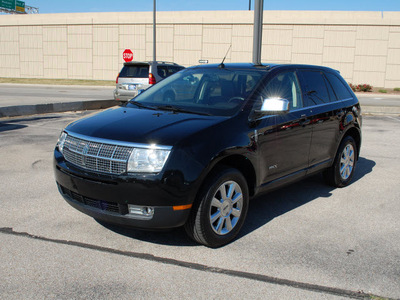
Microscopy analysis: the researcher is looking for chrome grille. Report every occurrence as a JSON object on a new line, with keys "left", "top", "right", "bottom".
{"left": 63, "top": 134, "right": 133, "bottom": 175}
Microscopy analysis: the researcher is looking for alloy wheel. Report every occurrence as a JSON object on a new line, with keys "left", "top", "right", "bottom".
{"left": 209, "top": 181, "right": 243, "bottom": 235}
{"left": 340, "top": 144, "right": 355, "bottom": 180}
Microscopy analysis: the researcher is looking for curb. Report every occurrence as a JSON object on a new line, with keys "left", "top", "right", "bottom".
{"left": 361, "top": 105, "right": 400, "bottom": 115}
{"left": 355, "top": 92, "right": 400, "bottom": 99}
{"left": 0, "top": 100, "right": 118, "bottom": 118}
{"left": 1, "top": 101, "right": 399, "bottom": 119}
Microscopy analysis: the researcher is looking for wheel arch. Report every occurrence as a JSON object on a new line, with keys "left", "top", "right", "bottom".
{"left": 202, "top": 154, "right": 257, "bottom": 198}
{"left": 343, "top": 127, "right": 361, "bottom": 159}
{"left": 185, "top": 155, "right": 253, "bottom": 247}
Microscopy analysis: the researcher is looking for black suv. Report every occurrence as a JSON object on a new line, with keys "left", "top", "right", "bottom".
{"left": 54, "top": 63, "right": 362, "bottom": 247}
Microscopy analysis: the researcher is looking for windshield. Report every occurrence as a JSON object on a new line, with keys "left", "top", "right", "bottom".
{"left": 127, "top": 67, "right": 265, "bottom": 116}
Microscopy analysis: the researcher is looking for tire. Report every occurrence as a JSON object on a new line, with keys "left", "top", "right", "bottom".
{"left": 184, "top": 167, "right": 249, "bottom": 248}
{"left": 324, "top": 136, "right": 357, "bottom": 188}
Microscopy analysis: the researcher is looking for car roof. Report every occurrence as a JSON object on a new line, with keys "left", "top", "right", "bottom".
{"left": 123, "top": 61, "right": 184, "bottom": 67}
{"left": 187, "top": 63, "right": 274, "bottom": 70}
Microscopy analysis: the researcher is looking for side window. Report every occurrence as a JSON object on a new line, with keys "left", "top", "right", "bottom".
{"left": 168, "top": 66, "right": 183, "bottom": 75}
{"left": 324, "top": 74, "right": 338, "bottom": 102}
{"left": 325, "top": 72, "right": 353, "bottom": 100}
{"left": 299, "top": 70, "right": 331, "bottom": 106}
{"left": 261, "top": 71, "right": 303, "bottom": 110}
{"left": 157, "top": 66, "right": 169, "bottom": 79}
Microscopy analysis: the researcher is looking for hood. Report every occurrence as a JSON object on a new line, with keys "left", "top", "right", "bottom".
{"left": 65, "top": 106, "right": 226, "bottom": 146}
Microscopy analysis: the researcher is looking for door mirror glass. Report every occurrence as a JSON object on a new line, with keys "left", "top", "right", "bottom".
{"left": 257, "top": 98, "right": 290, "bottom": 115}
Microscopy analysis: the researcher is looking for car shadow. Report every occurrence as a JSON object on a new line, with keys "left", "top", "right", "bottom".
{"left": 98, "top": 156, "right": 375, "bottom": 247}
{"left": 0, "top": 123, "right": 27, "bottom": 132}
{"left": 238, "top": 156, "right": 375, "bottom": 240}
{"left": 0, "top": 115, "right": 61, "bottom": 133}
{"left": 96, "top": 220, "right": 196, "bottom": 247}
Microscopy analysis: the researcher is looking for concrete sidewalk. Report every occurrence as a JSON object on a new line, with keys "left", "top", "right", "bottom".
{"left": 0, "top": 84, "right": 399, "bottom": 118}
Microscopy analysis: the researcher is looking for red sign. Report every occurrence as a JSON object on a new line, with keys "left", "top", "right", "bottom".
{"left": 123, "top": 49, "right": 133, "bottom": 62}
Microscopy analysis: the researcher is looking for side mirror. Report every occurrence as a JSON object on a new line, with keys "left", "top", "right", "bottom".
{"left": 256, "top": 98, "right": 290, "bottom": 115}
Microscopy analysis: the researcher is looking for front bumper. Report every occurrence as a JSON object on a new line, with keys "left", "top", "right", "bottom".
{"left": 54, "top": 152, "right": 194, "bottom": 229}
{"left": 57, "top": 183, "right": 190, "bottom": 229}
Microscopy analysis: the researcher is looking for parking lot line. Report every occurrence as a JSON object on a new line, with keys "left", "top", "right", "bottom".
{"left": 0, "top": 227, "right": 393, "bottom": 300}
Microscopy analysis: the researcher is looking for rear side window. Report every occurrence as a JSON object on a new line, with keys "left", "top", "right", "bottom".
{"left": 299, "top": 70, "right": 331, "bottom": 106}
{"left": 119, "top": 65, "right": 149, "bottom": 78}
{"left": 157, "top": 66, "right": 169, "bottom": 79}
{"left": 168, "top": 66, "right": 184, "bottom": 74}
{"left": 158, "top": 66, "right": 184, "bottom": 79}
{"left": 325, "top": 73, "right": 353, "bottom": 100}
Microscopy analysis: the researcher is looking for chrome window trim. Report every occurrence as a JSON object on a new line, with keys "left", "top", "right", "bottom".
{"left": 302, "top": 97, "right": 353, "bottom": 111}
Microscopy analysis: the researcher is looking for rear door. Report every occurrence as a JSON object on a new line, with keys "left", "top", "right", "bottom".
{"left": 297, "top": 69, "right": 346, "bottom": 172}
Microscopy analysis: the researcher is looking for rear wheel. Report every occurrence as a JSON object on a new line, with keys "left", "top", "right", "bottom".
{"left": 185, "top": 167, "right": 249, "bottom": 248}
{"left": 324, "top": 136, "right": 357, "bottom": 187}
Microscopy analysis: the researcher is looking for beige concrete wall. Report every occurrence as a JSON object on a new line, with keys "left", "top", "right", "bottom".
{"left": 0, "top": 10, "right": 399, "bottom": 88}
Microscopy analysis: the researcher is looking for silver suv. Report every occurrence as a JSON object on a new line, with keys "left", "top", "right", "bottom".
{"left": 113, "top": 61, "right": 185, "bottom": 101}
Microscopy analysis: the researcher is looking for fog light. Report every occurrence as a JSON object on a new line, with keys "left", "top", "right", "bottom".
{"left": 128, "top": 205, "right": 154, "bottom": 220}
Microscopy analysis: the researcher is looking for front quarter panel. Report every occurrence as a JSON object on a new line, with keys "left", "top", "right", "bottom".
{"left": 173, "top": 114, "right": 258, "bottom": 195}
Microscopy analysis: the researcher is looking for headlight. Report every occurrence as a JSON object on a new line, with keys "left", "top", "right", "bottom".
{"left": 57, "top": 131, "right": 68, "bottom": 153}
{"left": 127, "top": 147, "right": 171, "bottom": 173}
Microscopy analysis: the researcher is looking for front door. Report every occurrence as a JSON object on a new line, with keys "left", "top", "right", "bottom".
{"left": 255, "top": 70, "right": 313, "bottom": 186}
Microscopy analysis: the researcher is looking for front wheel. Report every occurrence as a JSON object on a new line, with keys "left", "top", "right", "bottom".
{"left": 324, "top": 136, "right": 357, "bottom": 187}
{"left": 184, "top": 167, "right": 249, "bottom": 248}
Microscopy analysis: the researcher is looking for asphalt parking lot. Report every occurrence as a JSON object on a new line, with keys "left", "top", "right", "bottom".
{"left": 0, "top": 112, "right": 399, "bottom": 299}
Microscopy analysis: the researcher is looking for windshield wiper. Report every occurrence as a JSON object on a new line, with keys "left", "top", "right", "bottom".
{"left": 129, "top": 101, "right": 157, "bottom": 110}
{"left": 154, "top": 105, "right": 211, "bottom": 116}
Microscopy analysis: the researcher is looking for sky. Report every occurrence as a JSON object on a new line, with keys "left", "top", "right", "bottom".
{"left": 23, "top": 0, "right": 400, "bottom": 14}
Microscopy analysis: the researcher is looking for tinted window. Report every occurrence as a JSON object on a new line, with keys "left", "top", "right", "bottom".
{"left": 300, "top": 70, "right": 330, "bottom": 106}
{"left": 119, "top": 65, "right": 149, "bottom": 78}
{"left": 261, "top": 71, "right": 303, "bottom": 110}
{"left": 168, "top": 66, "right": 184, "bottom": 75}
{"left": 131, "top": 68, "right": 264, "bottom": 117}
{"left": 158, "top": 66, "right": 184, "bottom": 79}
{"left": 324, "top": 73, "right": 337, "bottom": 101}
{"left": 157, "top": 66, "right": 169, "bottom": 79}
{"left": 325, "top": 72, "right": 353, "bottom": 100}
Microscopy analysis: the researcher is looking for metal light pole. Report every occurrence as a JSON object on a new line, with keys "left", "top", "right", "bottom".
{"left": 153, "top": 0, "right": 156, "bottom": 61}
{"left": 249, "top": 0, "right": 251, "bottom": 10}
{"left": 252, "top": 0, "right": 264, "bottom": 65}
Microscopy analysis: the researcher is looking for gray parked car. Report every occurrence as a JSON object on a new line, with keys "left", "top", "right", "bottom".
{"left": 114, "top": 61, "right": 185, "bottom": 101}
